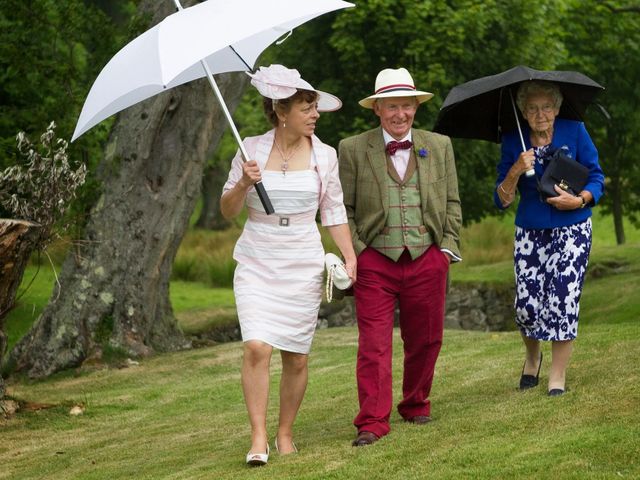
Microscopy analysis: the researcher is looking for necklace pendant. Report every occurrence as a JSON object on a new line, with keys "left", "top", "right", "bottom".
{"left": 281, "top": 162, "right": 288, "bottom": 176}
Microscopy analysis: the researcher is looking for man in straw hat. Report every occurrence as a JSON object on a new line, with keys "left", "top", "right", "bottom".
{"left": 338, "top": 67, "right": 462, "bottom": 446}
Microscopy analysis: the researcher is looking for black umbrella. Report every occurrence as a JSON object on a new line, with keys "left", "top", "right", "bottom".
{"left": 433, "top": 65, "right": 605, "bottom": 149}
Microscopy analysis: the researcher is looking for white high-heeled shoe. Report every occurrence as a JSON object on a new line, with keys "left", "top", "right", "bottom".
{"left": 246, "top": 444, "right": 270, "bottom": 466}
{"left": 275, "top": 438, "right": 298, "bottom": 454}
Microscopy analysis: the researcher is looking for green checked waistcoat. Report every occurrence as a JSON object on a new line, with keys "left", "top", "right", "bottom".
{"left": 338, "top": 127, "right": 462, "bottom": 260}
{"left": 370, "top": 152, "right": 432, "bottom": 262}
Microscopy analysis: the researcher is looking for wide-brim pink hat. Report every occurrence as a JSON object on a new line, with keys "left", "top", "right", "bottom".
{"left": 247, "top": 64, "right": 342, "bottom": 112}
{"left": 359, "top": 67, "right": 434, "bottom": 109}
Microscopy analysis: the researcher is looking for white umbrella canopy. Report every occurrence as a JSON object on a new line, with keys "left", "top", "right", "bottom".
{"left": 72, "top": 0, "right": 354, "bottom": 214}
{"left": 71, "top": 0, "right": 354, "bottom": 142}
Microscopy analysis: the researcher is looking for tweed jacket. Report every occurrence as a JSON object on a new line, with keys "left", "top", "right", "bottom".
{"left": 338, "top": 127, "right": 462, "bottom": 259}
{"left": 223, "top": 129, "right": 348, "bottom": 226}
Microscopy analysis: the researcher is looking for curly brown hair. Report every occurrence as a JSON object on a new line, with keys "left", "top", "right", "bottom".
{"left": 262, "top": 90, "right": 319, "bottom": 127}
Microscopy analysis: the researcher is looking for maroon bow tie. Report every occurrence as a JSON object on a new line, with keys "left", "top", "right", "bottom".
{"left": 386, "top": 140, "right": 413, "bottom": 156}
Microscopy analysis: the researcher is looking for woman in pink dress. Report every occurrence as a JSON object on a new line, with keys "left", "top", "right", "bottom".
{"left": 221, "top": 65, "right": 356, "bottom": 466}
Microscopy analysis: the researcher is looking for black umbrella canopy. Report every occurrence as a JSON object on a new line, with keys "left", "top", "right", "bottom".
{"left": 433, "top": 65, "right": 605, "bottom": 143}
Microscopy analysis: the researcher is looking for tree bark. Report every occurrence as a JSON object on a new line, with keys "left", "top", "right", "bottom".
{"left": 10, "top": 0, "right": 250, "bottom": 379}
{"left": 194, "top": 162, "right": 232, "bottom": 230}
{"left": 0, "top": 219, "right": 41, "bottom": 396}
{"left": 611, "top": 176, "right": 626, "bottom": 245}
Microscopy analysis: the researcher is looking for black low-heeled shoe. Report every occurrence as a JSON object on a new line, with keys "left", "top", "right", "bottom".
{"left": 519, "top": 352, "right": 543, "bottom": 390}
{"left": 548, "top": 388, "right": 565, "bottom": 397}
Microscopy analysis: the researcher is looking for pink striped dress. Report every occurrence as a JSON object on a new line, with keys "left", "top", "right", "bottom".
{"left": 222, "top": 130, "right": 348, "bottom": 354}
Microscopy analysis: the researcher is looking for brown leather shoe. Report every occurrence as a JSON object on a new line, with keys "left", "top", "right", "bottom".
{"left": 352, "top": 431, "right": 379, "bottom": 447}
{"left": 405, "top": 415, "right": 432, "bottom": 425}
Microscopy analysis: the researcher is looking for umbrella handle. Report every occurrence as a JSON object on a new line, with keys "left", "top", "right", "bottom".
{"left": 253, "top": 181, "right": 275, "bottom": 215}
{"left": 234, "top": 132, "right": 275, "bottom": 215}
{"left": 509, "top": 89, "right": 535, "bottom": 177}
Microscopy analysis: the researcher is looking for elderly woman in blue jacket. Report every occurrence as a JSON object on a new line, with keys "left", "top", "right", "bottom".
{"left": 494, "top": 80, "right": 605, "bottom": 396}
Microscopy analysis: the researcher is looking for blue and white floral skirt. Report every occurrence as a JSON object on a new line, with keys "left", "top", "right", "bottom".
{"left": 513, "top": 218, "right": 592, "bottom": 341}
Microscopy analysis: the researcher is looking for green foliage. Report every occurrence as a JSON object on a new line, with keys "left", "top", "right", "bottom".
{"left": 452, "top": 209, "right": 640, "bottom": 283}
{"left": 561, "top": 1, "right": 640, "bottom": 237}
{"left": 270, "top": 0, "right": 572, "bottom": 224}
{"left": 3, "top": 0, "right": 639, "bottom": 235}
{"left": 0, "top": 0, "right": 139, "bottom": 232}
{"left": 0, "top": 0, "right": 115, "bottom": 156}
{"left": 208, "top": 85, "right": 272, "bottom": 178}
{"left": 4, "top": 0, "right": 638, "bottom": 231}
{"left": 171, "top": 227, "right": 242, "bottom": 288}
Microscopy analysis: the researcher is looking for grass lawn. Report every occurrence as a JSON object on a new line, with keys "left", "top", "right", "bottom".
{"left": 2, "top": 213, "right": 639, "bottom": 479}
{"left": 2, "top": 320, "right": 638, "bottom": 479}
{"left": 170, "top": 281, "right": 236, "bottom": 336}
{"left": 2, "top": 265, "right": 58, "bottom": 352}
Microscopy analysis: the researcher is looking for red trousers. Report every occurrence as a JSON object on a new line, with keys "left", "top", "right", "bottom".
{"left": 353, "top": 246, "right": 449, "bottom": 437}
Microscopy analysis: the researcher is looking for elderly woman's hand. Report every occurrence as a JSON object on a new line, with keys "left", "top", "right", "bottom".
{"left": 512, "top": 148, "right": 536, "bottom": 176}
{"left": 238, "top": 160, "right": 262, "bottom": 188}
{"left": 546, "top": 185, "right": 584, "bottom": 210}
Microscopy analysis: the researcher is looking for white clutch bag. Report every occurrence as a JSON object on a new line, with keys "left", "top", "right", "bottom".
{"left": 325, "top": 253, "right": 352, "bottom": 302}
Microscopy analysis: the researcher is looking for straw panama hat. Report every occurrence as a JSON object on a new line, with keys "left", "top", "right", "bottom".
{"left": 359, "top": 67, "right": 434, "bottom": 109}
{"left": 247, "top": 64, "right": 342, "bottom": 112}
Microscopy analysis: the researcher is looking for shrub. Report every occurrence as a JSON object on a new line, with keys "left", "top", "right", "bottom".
{"left": 0, "top": 122, "right": 86, "bottom": 250}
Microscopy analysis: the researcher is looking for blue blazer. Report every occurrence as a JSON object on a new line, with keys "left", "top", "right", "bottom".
{"left": 494, "top": 118, "right": 605, "bottom": 229}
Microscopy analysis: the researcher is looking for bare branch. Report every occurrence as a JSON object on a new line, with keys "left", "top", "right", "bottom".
{"left": 601, "top": 2, "right": 640, "bottom": 14}
{"left": 0, "top": 123, "right": 86, "bottom": 250}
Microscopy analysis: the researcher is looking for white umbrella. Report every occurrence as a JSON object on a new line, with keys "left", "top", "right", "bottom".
{"left": 72, "top": 0, "right": 355, "bottom": 213}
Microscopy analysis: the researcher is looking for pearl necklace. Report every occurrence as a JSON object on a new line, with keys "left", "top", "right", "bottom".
{"left": 274, "top": 137, "right": 303, "bottom": 176}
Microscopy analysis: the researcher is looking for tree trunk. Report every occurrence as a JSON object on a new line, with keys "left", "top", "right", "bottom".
{"left": 194, "top": 162, "right": 232, "bottom": 230}
{"left": 611, "top": 176, "right": 626, "bottom": 245}
{"left": 10, "top": 0, "right": 250, "bottom": 379}
{"left": 0, "top": 219, "right": 41, "bottom": 396}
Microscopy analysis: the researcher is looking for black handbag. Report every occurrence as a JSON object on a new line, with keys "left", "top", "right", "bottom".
{"left": 537, "top": 148, "right": 589, "bottom": 200}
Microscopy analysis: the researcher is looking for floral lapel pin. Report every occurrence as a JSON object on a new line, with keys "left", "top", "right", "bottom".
{"left": 416, "top": 146, "right": 428, "bottom": 159}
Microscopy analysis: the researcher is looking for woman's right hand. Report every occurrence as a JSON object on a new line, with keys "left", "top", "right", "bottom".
{"left": 239, "top": 160, "right": 262, "bottom": 188}
{"left": 513, "top": 149, "right": 535, "bottom": 176}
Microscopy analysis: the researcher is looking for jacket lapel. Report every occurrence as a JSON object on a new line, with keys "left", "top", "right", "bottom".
{"left": 367, "top": 128, "right": 389, "bottom": 214}
{"left": 413, "top": 129, "right": 430, "bottom": 211}
{"left": 311, "top": 134, "right": 329, "bottom": 198}
{"left": 255, "top": 129, "right": 275, "bottom": 170}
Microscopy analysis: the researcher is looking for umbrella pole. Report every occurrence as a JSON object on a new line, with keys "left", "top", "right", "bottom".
{"left": 171, "top": 3, "right": 274, "bottom": 214}
{"left": 509, "top": 89, "right": 535, "bottom": 177}
{"left": 199, "top": 59, "right": 275, "bottom": 215}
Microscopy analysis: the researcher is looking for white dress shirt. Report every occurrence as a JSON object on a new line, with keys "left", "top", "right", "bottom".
{"left": 382, "top": 129, "right": 412, "bottom": 180}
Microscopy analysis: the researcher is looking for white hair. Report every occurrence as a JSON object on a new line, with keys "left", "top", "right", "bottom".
{"left": 516, "top": 81, "right": 563, "bottom": 113}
